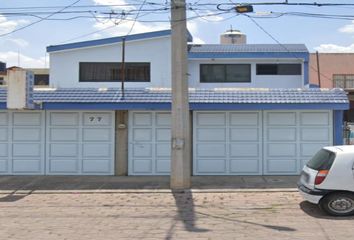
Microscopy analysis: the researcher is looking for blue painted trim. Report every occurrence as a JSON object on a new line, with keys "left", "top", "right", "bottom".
{"left": 42, "top": 102, "right": 172, "bottom": 110}
{"left": 304, "top": 60, "right": 309, "bottom": 85}
{"left": 0, "top": 102, "right": 43, "bottom": 110}
{"left": 309, "top": 84, "right": 320, "bottom": 88}
{"left": 190, "top": 103, "right": 349, "bottom": 110}
{"left": 333, "top": 110, "right": 344, "bottom": 145}
{"left": 188, "top": 52, "right": 309, "bottom": 59}
{"left": 47, "top": 30, "right": 193, "bottom": 52}
{"left": 32, "top": 102, "right": 350, "bottom": 111}
{"left": 47, "top": 30, "right": 171, "bottom": 52}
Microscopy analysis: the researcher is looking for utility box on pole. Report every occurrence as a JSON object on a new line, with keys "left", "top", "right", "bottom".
{"left": 170, "top": 0, "right": 191, "bottom": 189}
{"left": 6, "top": 67, "right": 34, "bottom": 109}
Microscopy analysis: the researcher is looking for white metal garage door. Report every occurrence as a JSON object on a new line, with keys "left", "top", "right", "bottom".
{"left": 264, "top": 111, "right": 333, "bottom": 175}
{"left": 46, "top": 111, "right": 115, "bottom": 175}
{"left": 194, "top": 110, "right": 333, "bottom": 175}
{"left": 0, "top": 111, "right": 45, "bottom": 175}
{"left": 193, "top": 112, "right": 262, "bottom": 175}
{"left": 129, "top": 111, "right": 171, "bottom": 175}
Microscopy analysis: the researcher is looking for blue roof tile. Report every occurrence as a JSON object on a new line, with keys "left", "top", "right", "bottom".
{"left": 0, "top": 87, "right": 348, "bottom": 105}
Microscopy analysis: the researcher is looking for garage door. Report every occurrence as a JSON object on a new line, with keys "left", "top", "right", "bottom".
{"left": 264, "top": 111, "right": 333, "bottom": 174}
{"left": 129, "top": 111, "right": 171, "bottom": 175}
{"left": 46, "top": 111, "right": 115, "bottom": 175}
{"left": 193, "top": 112, "right": 262, "bottom": 175}
{"left": 194, "top": 111, "right": 333, "bottom": 175}
{"left": 0, "top": 111, "right": 45, "bottom": 175}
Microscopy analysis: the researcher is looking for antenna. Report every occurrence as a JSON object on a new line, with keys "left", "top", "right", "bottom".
{"left": 17, "top": 50, "right": 20, "bottom": 67}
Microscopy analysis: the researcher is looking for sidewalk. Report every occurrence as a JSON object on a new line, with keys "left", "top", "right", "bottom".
{"left": 1, "top": 176, "right": 353, "bottom": 240}
{"left": 0, "top": 175, "right": 299, "bottom": 193}
{"left": 0, "top": 176, "right": 353, "bottom": 240}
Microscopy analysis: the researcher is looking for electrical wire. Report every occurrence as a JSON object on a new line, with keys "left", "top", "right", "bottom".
{"left": 0, "top": 0, "right": 82, "bottom": 37}
{"left": 125, "top": 0, "right": 148, "bottom": 36}
{"left": 244, "top": 14, "right": 333, "bottom": 82}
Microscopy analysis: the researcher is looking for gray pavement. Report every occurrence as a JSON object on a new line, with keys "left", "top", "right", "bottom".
{"left": 0, "top": 176, "right": 353, "bottom": 240}
{"left": 0, "top": 175, "right": 299, "bottom": 192}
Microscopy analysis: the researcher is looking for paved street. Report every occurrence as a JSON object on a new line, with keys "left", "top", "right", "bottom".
{"left": 0, "top": 177, "right": 353, "bottom": 240}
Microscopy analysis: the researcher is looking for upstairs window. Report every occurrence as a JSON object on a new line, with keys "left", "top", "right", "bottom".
{"left": 0, "top": 77, "right": 4, "bottom": 85}
{"left": 333, "top": 74, "right": 354, "bottom": 89}
{"left": 256, "top": 64, "right": 302, "bottom": 75}
{"left": 79, "top": 62, "right": 150, "bottom": 82}
{"left": 34, "top": 74, "right": 49, "bottom": 85}
{"left": 200, "top": 64, "right": 251, "bottom": 83}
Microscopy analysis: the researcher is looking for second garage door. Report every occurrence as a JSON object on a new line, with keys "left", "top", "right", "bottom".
{"left": 194, "top": 110, "right": 333, "bottom": 175}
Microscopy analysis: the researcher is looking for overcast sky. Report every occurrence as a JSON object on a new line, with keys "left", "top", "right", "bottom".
{"left": 1, "top": 0, "right": 354, "bottom": 68}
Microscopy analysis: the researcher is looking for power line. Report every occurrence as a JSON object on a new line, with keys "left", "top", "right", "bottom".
{"left": 0, "top": 0, "right": 82, "bottom": 37}
{"left": 2, "top": 1, "right": 354, "bottom": 41}
{"left": 244, "top": 14, "right": 333, "bottom": 83}
{"left": 0, "top": 2, "right": 164, "bottom": 11}
{"left": 58, "top": 24, "right": 118, "bottom": 44}
{"left": 216, "top": 1, "right": 354, "bottom": 11}
{"left": 125, "top": 0, "right": 148, "bottom": 36}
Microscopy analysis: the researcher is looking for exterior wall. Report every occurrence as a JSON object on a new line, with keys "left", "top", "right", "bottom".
{"left": 50, "top": 35, "right": 307, "bottom": 89}
{"left": 188, "top": 58, "right": 304, "bottom": 88}
{"left": 309, "top": 53, "right": 354, "bottom": 88}
{"left": 49, "top": 36, "right": 171, "bottom": 88}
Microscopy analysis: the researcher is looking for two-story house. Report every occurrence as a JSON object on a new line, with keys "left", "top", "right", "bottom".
{"left": 0, "top": 29, "right": 348, "bottom": 176}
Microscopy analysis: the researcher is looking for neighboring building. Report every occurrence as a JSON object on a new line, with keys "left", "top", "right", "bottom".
{"left": 0, "top": 30, "right": 348, "bottom": 176}
{"left": 0, "top": 64, "right": 49, "bottom": 86}
{"left": 309, "top": 53, "right": 354, "bottom": 121}
{"left": 0, "top": 62, "right": 6, "bottom": 86}
{"left": 26, "top": 68, "right": 49, "bottom": 86}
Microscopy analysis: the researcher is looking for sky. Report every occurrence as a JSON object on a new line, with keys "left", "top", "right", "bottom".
{"left": 1, "top": 0, "right": 354, "bottom": 68}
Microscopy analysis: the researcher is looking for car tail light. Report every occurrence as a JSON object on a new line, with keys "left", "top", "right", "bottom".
{"left": 314, "top": 170, "right": 329, "bottom": 185}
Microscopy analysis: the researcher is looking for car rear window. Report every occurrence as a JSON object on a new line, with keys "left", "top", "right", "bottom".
{"left": 306, "top": 149, "right": 336, "bottom": 170}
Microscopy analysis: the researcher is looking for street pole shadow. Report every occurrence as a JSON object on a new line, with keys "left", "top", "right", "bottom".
{"left": 0, "top": 190, "right": 33, "bottom": 202}
{"left": 165, "top": 190, "right": 209, "bottom": 240}
{"left": 196, "top": 211, "right": 296, "bottom": 232}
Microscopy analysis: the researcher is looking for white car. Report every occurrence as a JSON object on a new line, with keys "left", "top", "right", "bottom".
{"left": 298, "top": 145, "right": 354, "bottom": 216}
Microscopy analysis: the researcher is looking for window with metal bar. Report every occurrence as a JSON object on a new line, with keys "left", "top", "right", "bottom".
{"left": 333, "top": 74, "right": 354, "bottom": 89}
{"left": 79, "top": 62, "right": 150, "bottom": 82}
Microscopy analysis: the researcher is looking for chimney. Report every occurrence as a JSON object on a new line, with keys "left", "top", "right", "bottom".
{"left": 220, "top": 28, "right": 246, "bottom": 44}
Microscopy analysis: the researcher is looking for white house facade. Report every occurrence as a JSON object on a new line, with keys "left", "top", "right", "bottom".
{"left": 0, "top": 30, "right": 348, "bottom": 176}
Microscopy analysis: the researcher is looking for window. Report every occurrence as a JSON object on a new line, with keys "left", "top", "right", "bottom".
{"left": 0, "top": 77, "right": 3, "bottom": 85}
{"left": 79, "top": 62, "right": 150, "bottom": 82}
{"left": 34, "top": 74, "right": 49, "bottom": 85}
{"left": 200, "top": 64, "right": 251, "bottom": 83}
{"left": 306, "top": 149, "right": 336, "bottom": 171}
{"left": 333, "top": 74, "right": 354, "bottom": 89}
{"left": 256, "top": 64, "right": 302, "bottom": 75}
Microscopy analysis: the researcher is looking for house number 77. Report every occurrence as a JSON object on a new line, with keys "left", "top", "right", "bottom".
{"left": 89, "top": 116, "right": 102, "bottom": 122}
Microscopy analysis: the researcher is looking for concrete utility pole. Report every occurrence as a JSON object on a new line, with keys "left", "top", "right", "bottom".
{"left": 170, "top": 0, "right": 191, "bottom": 189}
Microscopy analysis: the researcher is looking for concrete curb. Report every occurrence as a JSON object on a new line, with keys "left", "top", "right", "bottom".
{"left": 0, "top": 188, "right": 299, "bottom": 195}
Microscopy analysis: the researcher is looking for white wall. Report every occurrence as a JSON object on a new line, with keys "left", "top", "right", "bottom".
{"left": 188, "top": 58, "right": 304, "bottom": 88}
{"left": 50, "top": 37, "right": 304, "bottom": 89}
{"left": 49, "top": 36, "right": 171, "bottom": 88}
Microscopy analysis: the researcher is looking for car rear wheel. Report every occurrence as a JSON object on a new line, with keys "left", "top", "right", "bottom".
{"left": 320, "top": 192, "right": 354, "bottom": 216}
